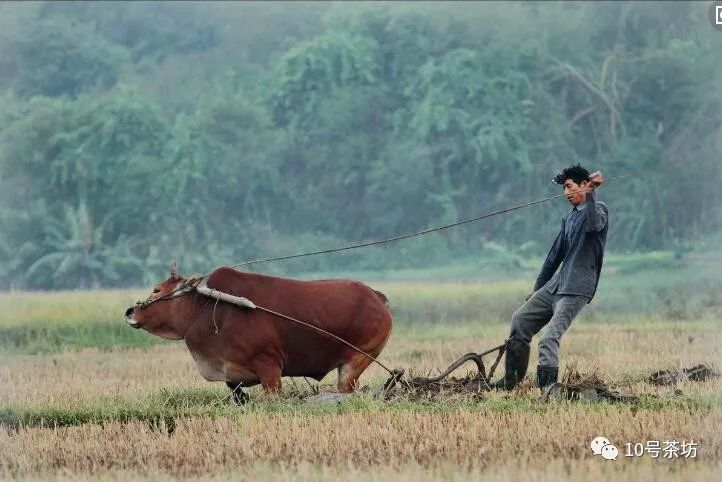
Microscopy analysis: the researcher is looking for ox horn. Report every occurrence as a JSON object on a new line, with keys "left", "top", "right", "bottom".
{"left": 170, "top": 257, "right": 179, "bottom": 279}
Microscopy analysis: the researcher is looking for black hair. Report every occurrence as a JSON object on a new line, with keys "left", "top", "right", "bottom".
{"left": 552, "top": 164, "right": 590, "bottom": 185}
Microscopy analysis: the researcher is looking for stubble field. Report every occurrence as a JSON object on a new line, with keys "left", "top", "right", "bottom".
{"left": 1, "top": 252, "right": 720, "bottom": 481}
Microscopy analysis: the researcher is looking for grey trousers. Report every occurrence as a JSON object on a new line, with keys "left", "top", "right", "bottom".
{"left": 509, "top": 275, "right": 589, "bottom": 367}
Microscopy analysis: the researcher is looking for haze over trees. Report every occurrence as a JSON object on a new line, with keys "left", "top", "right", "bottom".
{"left": 0, "top": 1, "right": 720, "bottom": 289}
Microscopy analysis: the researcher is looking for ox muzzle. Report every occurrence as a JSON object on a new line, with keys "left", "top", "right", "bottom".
{"left": 124, "top": 306, "right": 140, "bottom": 328}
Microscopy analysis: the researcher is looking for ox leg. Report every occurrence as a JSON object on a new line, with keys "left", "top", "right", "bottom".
{"left": 254, "top": 362, "right": 283, "bottom": 393}
{"left": 337, "top": 354, "right": 373, "bottom": 393}
{"left": 226, "top": 381, "right": 250, "bottom": 405}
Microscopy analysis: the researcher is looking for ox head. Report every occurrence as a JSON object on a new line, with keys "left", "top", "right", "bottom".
{"left": 124, "top": 259, "right": 193, "bottom": 340}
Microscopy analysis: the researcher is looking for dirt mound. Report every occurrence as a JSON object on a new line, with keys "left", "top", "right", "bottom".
{"left": 381, "top": 362, "right": 718, "bottom": 403}
{"left": 538, "top": 366, "right": 638, "bottom": 403}
{"left": 380, "top": 364, "right": 639, "bottom": 403}
{"left": 383, "top": 370, "right": 490, "bottom": 401}
{"left": 375, "top": 360, "right": 719, "bottom": 403}
{"left": 649, "top": 364, "right": 719, "bottom": 386}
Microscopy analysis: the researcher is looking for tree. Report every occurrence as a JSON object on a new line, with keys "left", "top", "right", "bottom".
{"left": 8, "top": 17, "right": 128, "bottom": 97}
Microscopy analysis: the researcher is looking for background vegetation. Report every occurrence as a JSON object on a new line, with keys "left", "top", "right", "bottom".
{"left": 0, "top": 1, "right": 721, "bottom": 289}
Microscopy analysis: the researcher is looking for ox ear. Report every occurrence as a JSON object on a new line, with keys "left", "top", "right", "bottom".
{"left": 170, "top": 258, "right": 180, "bottom": 280}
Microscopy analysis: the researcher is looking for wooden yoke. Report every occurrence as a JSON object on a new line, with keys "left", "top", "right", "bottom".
{"left": 196, "top": 280, "right": 257, "bottom": 309}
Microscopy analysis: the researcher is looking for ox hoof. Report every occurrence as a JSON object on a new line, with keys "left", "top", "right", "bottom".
{"left": 227, "top": 382, "right": 250, "bottom": 405}
{"left": 303, "top": 392, "right": 351, "bottom": 406}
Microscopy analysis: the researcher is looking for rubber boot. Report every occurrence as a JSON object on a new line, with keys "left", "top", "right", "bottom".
{"left": 536, "top": 365, "right": 559, "bottom": 389}
{"left": 489, "top": 338, "right": 530, "bottom": 390}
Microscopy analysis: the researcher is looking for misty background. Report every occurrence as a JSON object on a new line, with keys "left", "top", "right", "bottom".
{"left": 0, "top": 1, "right": 720, "bottom": 290}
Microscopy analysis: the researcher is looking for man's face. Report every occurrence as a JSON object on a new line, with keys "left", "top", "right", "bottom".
{"left": 562, "top": 178, "right": 589, "bottom": 206}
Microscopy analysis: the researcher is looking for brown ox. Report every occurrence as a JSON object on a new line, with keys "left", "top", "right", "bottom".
{"left": 124, "top": 265, "right": 393, "bottom": 401}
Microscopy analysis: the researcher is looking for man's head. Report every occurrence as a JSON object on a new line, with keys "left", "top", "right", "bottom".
{"left": 553, "top": 164, "right": 591, "bottom": 206}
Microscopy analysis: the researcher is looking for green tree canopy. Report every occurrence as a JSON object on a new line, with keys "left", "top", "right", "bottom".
{"left": 0, "top": 1, "right": 719, "bottom": 289}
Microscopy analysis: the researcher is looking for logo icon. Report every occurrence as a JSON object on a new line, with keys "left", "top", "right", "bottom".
{"left": 709, "top": 1, "right": 722, "bottom": 31}
{"left": 590, "top": 436, "right": 610, "bottom": 455}
{"left": 591, "top": 436, "right": 618, "bottom": 461}
{"left": 601, "top": 444, "right": 619, "bottom": 460}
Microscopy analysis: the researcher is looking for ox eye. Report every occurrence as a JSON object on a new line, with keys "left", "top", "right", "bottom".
{"left": 153, "top": 288, "right": 160, "bottom": 294}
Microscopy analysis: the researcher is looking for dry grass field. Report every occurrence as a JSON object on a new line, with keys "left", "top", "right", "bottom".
{"left": 1, "top": 252, "right": 721, "bottom": 481}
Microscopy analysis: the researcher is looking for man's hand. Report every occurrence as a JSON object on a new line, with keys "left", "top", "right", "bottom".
{"left": 589, "top": 170, "right": 604, "bottom": 188}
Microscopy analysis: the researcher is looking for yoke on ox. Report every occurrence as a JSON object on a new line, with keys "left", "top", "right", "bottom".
{"left": 124, "top": 263, "right": 393, "bottom": 402}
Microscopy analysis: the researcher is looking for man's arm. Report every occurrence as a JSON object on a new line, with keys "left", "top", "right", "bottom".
{"left": 585, "top": 189, "right": 608, "bottom": 232}
{"left": 533, "top": 226, "right": 565, "bottom": 292}
{"left": 584, "top": 170, "right": 607, "bottom": 232}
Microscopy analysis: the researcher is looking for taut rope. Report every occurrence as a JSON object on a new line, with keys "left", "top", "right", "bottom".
{"left": 133, "top": 178, "right": 626, "bottom": 382}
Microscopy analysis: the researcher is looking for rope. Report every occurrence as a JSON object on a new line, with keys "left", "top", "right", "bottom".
{"left": 181, "top": 280, "right": 395, "bottom": 375}
{"left": 211, "top": 297, "right": 220, "bottom": 334}
{"left": 140, "top": 177, "right": 628, "bottom": 309}
{"left": 194, "top": 288, "right": 505, "bottom": 381}
{"left": 253, "top": 305, "right": 396, "bottom": 375}
{"left": 230, "top": 176, "right": 628, "bottom": 268}
{"left": 133, "top": 177, "right": 627, "bottom": 388}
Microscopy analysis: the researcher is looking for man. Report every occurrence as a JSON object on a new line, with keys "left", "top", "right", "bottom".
{"left": 490, "top": 164, "right": 607, "bottom": 390}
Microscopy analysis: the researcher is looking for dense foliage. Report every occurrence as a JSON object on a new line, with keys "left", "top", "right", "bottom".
{"left": 0, "top": 2, "right": 720, "bottom": 289}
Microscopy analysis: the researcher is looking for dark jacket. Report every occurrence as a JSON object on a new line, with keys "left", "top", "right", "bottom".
{"left": 533, "top": 190, "right": 608, "bottom": 302}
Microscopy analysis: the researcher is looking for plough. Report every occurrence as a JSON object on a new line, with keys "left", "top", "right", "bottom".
{"left": 381, "top": 342, "right": 507, "bottom": 396}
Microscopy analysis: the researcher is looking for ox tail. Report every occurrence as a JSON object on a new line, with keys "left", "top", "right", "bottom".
{"left": 373, "top": 289, "right": 389, "bottom": 307}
